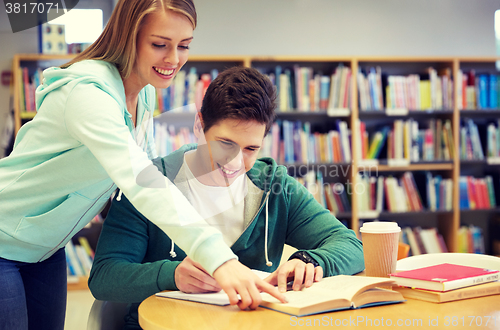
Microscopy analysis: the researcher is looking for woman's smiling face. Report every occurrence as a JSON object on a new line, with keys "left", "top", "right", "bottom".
{"left": 131, "top": 9, "right": 193, "bottom": 90}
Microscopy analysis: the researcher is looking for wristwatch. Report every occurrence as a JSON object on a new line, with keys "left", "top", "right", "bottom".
{"left": 288, "top": 251, "right": 320, "bottom": 268}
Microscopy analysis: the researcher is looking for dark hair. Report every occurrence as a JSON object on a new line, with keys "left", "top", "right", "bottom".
{"left": 200, "top": 66, "right": 277, "bottom": 135}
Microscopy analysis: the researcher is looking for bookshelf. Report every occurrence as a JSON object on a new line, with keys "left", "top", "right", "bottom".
{"left": 11, "top": 54, "right": 76, "bottom": 134}
{"left": 11, "top": 54, "right": 500, "bottom": 257}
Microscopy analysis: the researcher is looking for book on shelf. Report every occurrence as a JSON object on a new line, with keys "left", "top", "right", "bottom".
{"left": 458, "top": 70, "right": 500, "bottom": 110}
{"left": 356, "top": 172, "right": 425, "bottom": 214}
{"left": 324, "top": 182, "right": 351, "bottom": 215}
{"left": 426, "top": 172, "right": 453, "bottom": 211}
{"left": 362, "top": 118, "right": 454, "bottom": 163}
{"left": 400, "top": 226, "right": 448, "bottom": 256}
{"left": 393, "top": 280, "right": 500, "bottom": 303}
{"left": 65, "top": 238, "right": 96, "bottom": 277}
{"left": 256, "top": 63, "right": 351, "bottom": 112}
{"left": 260, "top": 119, "right": 351, "bottom": 164}
{"left": 378, "top": 67, "right": 453, "bottom": 112}
{"left": 157, "top": 275, "right": 404, "bottom": 317}
{"left": 459, "top": 175, "right": 496, "bottom": 210}
{"left": 156, "top": 68, "right": 217, "bottom": 113}
{"left": 457, "top": 225, "right": 486, "bottom": 254}
{"left": 390, "top": 263, "right": 499, "bottom": 292}
{"left": 17, "top": 66, "right": 43, "bottom": 115}
{"left": 153, "top": 123, "right": 196, "bottom": 158}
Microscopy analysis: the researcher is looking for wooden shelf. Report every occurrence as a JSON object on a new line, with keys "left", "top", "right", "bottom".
{"left": 11, "top": 54, "right": 500, "bottom": 255}
{"left": 373, "top": 162, "right": 453, "bottom": 172}
{"left": 359, "top": 110, "right": 454, "bottom": 119}
{"left": 460, "top": 207, "right": 500, "bottom": 214}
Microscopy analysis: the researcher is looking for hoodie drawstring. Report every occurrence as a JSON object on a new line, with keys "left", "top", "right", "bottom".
{"left": 264, "top": 191, "right": 272, "bottom": 267}
{"left": 169, "top": 240, "right": 177, "bottom": 258}
{"left": 117, "top": 187, "right": 271, "bottom": 265}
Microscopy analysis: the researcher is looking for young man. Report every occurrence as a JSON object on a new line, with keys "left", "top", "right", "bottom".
{"left": 88, "top": 66, "right": 364, "bottom": 329}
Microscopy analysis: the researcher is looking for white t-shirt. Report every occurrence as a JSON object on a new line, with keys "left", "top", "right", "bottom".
{"left": 182, "top": 153, "right": 247, "bottom": 246}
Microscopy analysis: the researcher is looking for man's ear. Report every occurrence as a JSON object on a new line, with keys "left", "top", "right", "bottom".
{"left": 193, "top": 112, "right": 204, "bottom": 141}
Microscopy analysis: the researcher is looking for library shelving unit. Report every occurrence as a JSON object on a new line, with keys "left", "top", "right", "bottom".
{"left": 11, "top": 54, "right": 76, "bottom": 134}
{"left": 11, "top": 54, "right": 500, "bottom": 257}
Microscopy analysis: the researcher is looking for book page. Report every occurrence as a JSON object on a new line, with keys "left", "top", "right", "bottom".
{"left": 156, "top": 290, "right": 231, "bottom": 306}
{"left": 310, "top": 275, "right": 395, "bottom": 300}
{"left": 155, "top": 269, "right": 270, "bottom": 305}
{"left": 260, "top": 275, "right": 395, "bottom": 307}
{"left": 351, "top": 288, "right": 404, "bottom": 308}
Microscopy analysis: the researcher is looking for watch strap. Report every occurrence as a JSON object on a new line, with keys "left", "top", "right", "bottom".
{"left": 288, "top": 251, "right": 320, "bottom": 268}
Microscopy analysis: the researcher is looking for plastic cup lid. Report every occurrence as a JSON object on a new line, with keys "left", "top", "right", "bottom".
{"left": 359, "top": 221, "right": 401, "bottom": 234}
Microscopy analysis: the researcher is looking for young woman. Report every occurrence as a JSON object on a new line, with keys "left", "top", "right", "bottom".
{"left": 0, "top": 1, "right": 284, "bottom": 329}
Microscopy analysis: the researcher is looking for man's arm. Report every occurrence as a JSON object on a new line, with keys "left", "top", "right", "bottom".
{"left": 264, "top": 170, "right": 364, "bottom": 291}
{"left": 89, "top": 195, "right": 182, "bottom": 303}
{"left": 284, "top": 174, "right": 364, "bottom": 275}
{"left": 89, "top": 194, "right": 285, "bottom": 308}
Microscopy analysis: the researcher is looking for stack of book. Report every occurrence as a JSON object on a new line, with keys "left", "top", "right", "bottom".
{"left": 390, "top": 263, "right": 500, "bottom": 303}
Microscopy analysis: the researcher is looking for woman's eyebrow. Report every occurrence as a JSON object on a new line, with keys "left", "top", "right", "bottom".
{"left": 152, "top": 35, "right": 193, "bottom": 42}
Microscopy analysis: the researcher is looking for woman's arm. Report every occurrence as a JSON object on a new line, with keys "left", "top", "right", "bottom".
{"left": 65, "top": 84, "right": 235, "bottom": 275}
{"left": 68, "top": 84, "right": 285, "bottom": 307}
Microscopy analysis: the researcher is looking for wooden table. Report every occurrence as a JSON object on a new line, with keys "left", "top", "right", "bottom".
{"left": 139, "top": 293, "right": 500, "bottom": 329}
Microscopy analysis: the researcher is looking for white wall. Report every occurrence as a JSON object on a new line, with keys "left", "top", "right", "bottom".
{"left": 0, "top": 0, "right": 113, "bottom": 152}
{"left": 190, "top": 0, "right": 498, "bottom": 56}
{"left": 1, "top": 0, "right": 499, "bottom": 148}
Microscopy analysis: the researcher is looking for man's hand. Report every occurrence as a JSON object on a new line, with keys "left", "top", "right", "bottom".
{"left": 264, "top": 259, "right": 323, "bottom": 293}
{"left": 212, "top": 259, "right": 288, "bottom": 310}
{"left": 174, "top": 257, "right": 222, "bottom": 293}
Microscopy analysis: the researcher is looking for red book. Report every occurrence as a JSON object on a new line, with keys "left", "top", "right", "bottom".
{"left": 390, "top": 263, "right": 499, "bottom": 292}
{"left": 22, "top": 67, "right": 32, "bottom": 112}
{"left": 467, "top": 177, "right": 477, "bottom": 209}
{"left": 359, "top": 121, "right": 366, "bottom": 159}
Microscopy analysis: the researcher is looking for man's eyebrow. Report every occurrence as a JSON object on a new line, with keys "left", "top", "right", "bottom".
{"left": 217, "top": 137, "right": 260, "bottom": 149}
{"left": 151, "top": 35, "right": 193, "bottom": 42}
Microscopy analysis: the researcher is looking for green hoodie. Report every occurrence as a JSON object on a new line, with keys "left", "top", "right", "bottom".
{"left": 89, "top": 144, "right": 364, "bottom": 329}
{"left": 0, "top": 60, "right": 236, "bottom": 274}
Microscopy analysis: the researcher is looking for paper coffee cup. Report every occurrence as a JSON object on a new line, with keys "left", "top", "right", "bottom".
{"left": 360, "top": 222, "right": 401, "bottom": 278}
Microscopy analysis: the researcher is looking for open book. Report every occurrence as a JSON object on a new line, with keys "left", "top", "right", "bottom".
{"left": 156, "top": 275, "right": 405, "bottom": 317}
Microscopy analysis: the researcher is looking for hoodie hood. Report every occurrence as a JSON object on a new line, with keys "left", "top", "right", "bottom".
{"left": 36, "top": 60, "right": 127, "bottom": 111}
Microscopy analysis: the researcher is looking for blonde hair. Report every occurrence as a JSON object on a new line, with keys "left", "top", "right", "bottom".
{"left": 61, "top": 0, "right": 196, "bottom": 79}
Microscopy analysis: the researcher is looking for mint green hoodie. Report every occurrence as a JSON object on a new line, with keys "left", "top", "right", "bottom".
{"left": 0, "top": 60, "right": 236, "bottom": 274}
